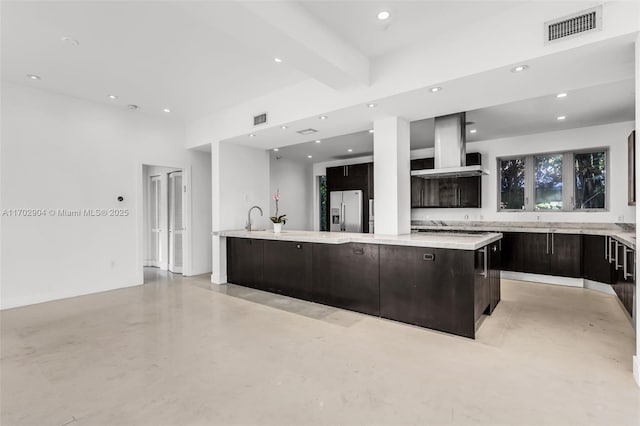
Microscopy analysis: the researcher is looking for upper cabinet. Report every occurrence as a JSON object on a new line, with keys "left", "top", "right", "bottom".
{"left": 410, "top": 153, "right": 482, "bottom": 208}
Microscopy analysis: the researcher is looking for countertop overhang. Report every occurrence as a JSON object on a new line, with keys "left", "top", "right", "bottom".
{"left": 218, "top": 229, "right": 502, "bottom": 251}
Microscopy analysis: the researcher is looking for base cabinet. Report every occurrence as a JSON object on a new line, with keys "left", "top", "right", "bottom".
{"left": 583, "top": 235, "right": 616, "bottom": 284}
{"left": 227, "top": 237, "right": 502, "bottom": 339}
{"left": 500, "top": 232, "right": 582, "bottom": 278}
{"left": 380, "top": 244, "right": 499, "bottom": 339}
{"left": 312, "top": 243, "right": 380, "bottom": 316}
{"left": 227, "top": 238, "right": 264, "bottom": 290}
{"left": 263, "top": 240, "right": 313, "bottom": 301}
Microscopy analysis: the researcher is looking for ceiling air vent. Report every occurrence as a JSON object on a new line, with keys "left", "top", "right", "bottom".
{"left": 296, "top": 128, "right": 318, "bottom": 135}
{"left": 545, "top": 6, "right": 602, "bottom": 44}
{"left": 253, "top": 112, "right": 267, "bottom": 126}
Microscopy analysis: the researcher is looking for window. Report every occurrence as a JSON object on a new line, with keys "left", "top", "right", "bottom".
{"left": 499, "top": 158, "right": 525, "bottom": 210}
{"left": 574, "top": 151, "right": 606, "bottom": 209}
{"left": 498, "top": 149, "right": 607, "bottom": 212}
{"left": 534, "top": 154, "right": 563, "bottom": 210}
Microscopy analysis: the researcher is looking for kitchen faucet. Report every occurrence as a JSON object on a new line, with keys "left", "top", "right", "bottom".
{"left": 246, "top": 205, "right": 263, "bottom": 232}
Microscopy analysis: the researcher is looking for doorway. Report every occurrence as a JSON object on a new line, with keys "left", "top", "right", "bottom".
{"left": 143, "top": 165, "right": 185, "bottom": 281}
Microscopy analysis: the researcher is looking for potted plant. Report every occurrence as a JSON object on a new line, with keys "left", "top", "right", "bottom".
{"left": 270, "top": 190, "right": 287, "bottom": 233}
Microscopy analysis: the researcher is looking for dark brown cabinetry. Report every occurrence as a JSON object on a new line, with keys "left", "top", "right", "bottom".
{"left": 227, "top": 238, "right": 264, "bottom": 290}
{"left": 380, "top": 242, "right": 500, "bottom": 339}
{"left": 500, "top": 232, "right": 582, "bottom": 278}
{"left": 410, "top": 153, "right": 482, "bottom": 208}
{"left": 312, "top": 243, "right": 380, "bottom": 316}
{"left": 582, "top": 235, "right": 616, "bottom": 284}
{"left": 263, "top": 240, "right": 313, "bottom": 301}
{"left": 228, "top": 236, "right": 502, "bottom": 339}
{"left": 610, "top": 239, "right": 635, "bottom": 317}
{"left": 326, "top": 162, "right": 374, "bottom": 233}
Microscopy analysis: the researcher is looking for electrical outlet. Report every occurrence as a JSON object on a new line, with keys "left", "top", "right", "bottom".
{"left": 618, "top": 215, "right": 624, "bottom": 222}
{"left": 536, "top": 216, "right": 540, "bottom": 221}
{"left": 464, "top": 214, "right": 469, "bottom": 220}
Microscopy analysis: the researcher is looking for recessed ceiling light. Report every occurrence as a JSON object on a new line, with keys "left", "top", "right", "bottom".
{"left": 274, "top": 57, "right": 283, "bottom": 63}
{"left": 377, "top": 11, "right": 390, "bottom": 20}
{"left": 280, "top": 125, "right": 288, "bottom": 130}
{"left": 511, "top": 65, "right": 529, "bottom": 73}
{"left": 26, "top": 74, "right": 41, "bottom": 80}
{"left": 249, "top": 133, "right": 256, "bottom": 137}
{"left": 307, "top": 155, "right": 313, "bottom": 159}
{"left": 108, "top": 94, "right": 118, "bottom": 100}
{"left": 273, "top": 148, "right": 279, "bottom": 152}
{"left": 127, "top": 104, "right": 139, "bottom": 110}
{"left": 319, "top": 115, "right": 328, "bottom": 120}
{"left": 469, "top": 129, "right": 478, "bottom": 134}
{"left": 347, "top": 149, "right": 353, "bottom": 152}
{"left": 367, "top": 103, "right": 377, "bottom": 108}
{"left": 60, "top": 36, "right": 79, "bottom": 46}
{"left": 315, "top": 140, "right": 321, "bottom": 144}
{"left": 163, "top": 108, "right": 171, "bottom": 113}
{"left": 557, "top": 116, "right": 566, "bottom": 121}
{"left": 430, "top": 87, "right": 442, "bottom": 93}
{"left": 557, "top": 92, "right": 568, "bottom": 98}
{"left": 369, "top": 129, "right": 374, "bottom": 134}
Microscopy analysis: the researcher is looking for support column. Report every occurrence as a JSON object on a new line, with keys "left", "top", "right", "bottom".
{"left": 210, "top": 140, "right": 271, "bottom": 284}
{"left": 633, "top": 33, "right": 640, "bottom": 387}
{"left": 373, "top": 116, "right": 411, "bottom": 235}
{"left": 211, "top": 140, "right": 226, "bottom": 284}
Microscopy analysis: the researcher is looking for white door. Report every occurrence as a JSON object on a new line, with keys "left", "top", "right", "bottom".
{"left": 168, "top": 171, "right": 184, "bottom": 273}
{"left": 149, "top": 175, "right": 162, "bottom": 267}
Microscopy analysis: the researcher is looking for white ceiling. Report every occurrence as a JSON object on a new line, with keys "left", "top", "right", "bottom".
{"left": 300, "top": 1, "right": 522, "bottom": 57}
{"left": 1, "top": 1, "right": 308, "bottom": 120}
{"left": 271, "top": 78, "right": 635, "bottom": 163}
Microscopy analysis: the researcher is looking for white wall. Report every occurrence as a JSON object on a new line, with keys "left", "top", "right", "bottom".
{"left": 411, "top": 121, "right": 636, "bottom": 223}
{"left": 211, "top": 141, "right": 270, "bottom": 283}
{"left": 0, "top": 82, "right": 212, "bottom": 309}
{"left": 269, "top": 157, "right": 314, "bottom": 231}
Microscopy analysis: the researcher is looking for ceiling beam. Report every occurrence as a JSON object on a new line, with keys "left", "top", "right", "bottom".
{"left": 181, "top": 1, "right": 370, "bottom": 90}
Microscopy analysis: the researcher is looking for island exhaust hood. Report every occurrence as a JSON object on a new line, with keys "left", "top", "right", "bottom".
{"left": 411, "top": 112, "right": 488, "bottom": 179}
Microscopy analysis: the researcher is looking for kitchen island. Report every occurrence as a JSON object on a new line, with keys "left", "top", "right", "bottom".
{"left": 219, "top": 230, "right": 502, "bottom": 339}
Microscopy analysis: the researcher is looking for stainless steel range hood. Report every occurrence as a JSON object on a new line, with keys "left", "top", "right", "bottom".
{"left": 411, "top": 112, "right": 488, "bottom": 179}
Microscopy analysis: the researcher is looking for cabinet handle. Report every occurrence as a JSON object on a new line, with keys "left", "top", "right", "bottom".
{"left": 608, "top": 237, "right": 616, "bottom": 263}
{"left": 423, "top": 253, "right": 435, "bottom": 261}
{"left": 604, "top": 236, "right": 608, "bottom": 260}
{"left": 623, "top": 245, "right": 635, "bottom": 280}
{"left": 614, "top": 241, "right": 623, "bottom": 270}
{"left": 479, "top": 247, "right": 488, "bottom": 278}
{"left": 551, "top": 233, "right": 554, "bottom": 255}
{"left": 546, "top": 233, "right": 549, "bottom": 254}
{"left": 353, "top": 248, "right": 364, "bottom": 255}
{"left": 296, "top": 244, "right": 302, "bottom": 249}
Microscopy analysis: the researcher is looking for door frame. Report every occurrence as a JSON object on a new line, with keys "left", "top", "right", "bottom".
{"left": 136, "top": 162, "right": 192, "bottom": 283}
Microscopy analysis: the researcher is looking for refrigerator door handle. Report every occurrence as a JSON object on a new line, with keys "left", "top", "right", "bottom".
{"left": 341, "top": 202, "right": 346, "bottom": 231}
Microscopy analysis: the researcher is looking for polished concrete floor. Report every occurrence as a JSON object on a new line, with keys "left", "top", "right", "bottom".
{"left": 1, "top": 269, "right": 639, "bottom": 426}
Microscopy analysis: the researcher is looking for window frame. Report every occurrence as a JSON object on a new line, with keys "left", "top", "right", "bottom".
{"left": 497, "top": 147, "right": 609, "bottom": 213}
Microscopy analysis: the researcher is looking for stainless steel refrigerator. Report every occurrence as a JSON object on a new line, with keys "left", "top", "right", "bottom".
{"left": 329, "top": 190, "right": 363, "bottom": 232}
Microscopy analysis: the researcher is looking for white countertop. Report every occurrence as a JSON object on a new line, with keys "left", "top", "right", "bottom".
{"left": 411, "top": 222, "right": 635, "bottom": 249}
{"left": 218, "top": 229, "right": 502, "bottom": 251}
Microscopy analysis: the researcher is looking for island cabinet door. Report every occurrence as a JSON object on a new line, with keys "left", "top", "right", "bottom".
{"left": 312, "top": 243, "right": 380, "bottom": 316}
{"left": 379, "top": 245, "right": 430, "bottom": 326}
{"left": 489, "top": 240, "right": 501, "bottom": 313}
{"left": 227, "top": 238, "right": 264, "bottom": 290}
{"left": 380, "top": 245, "right": 476, "bottom": 338}
{"left": 263, "top": 240, "right": 313, "bottom": 301}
